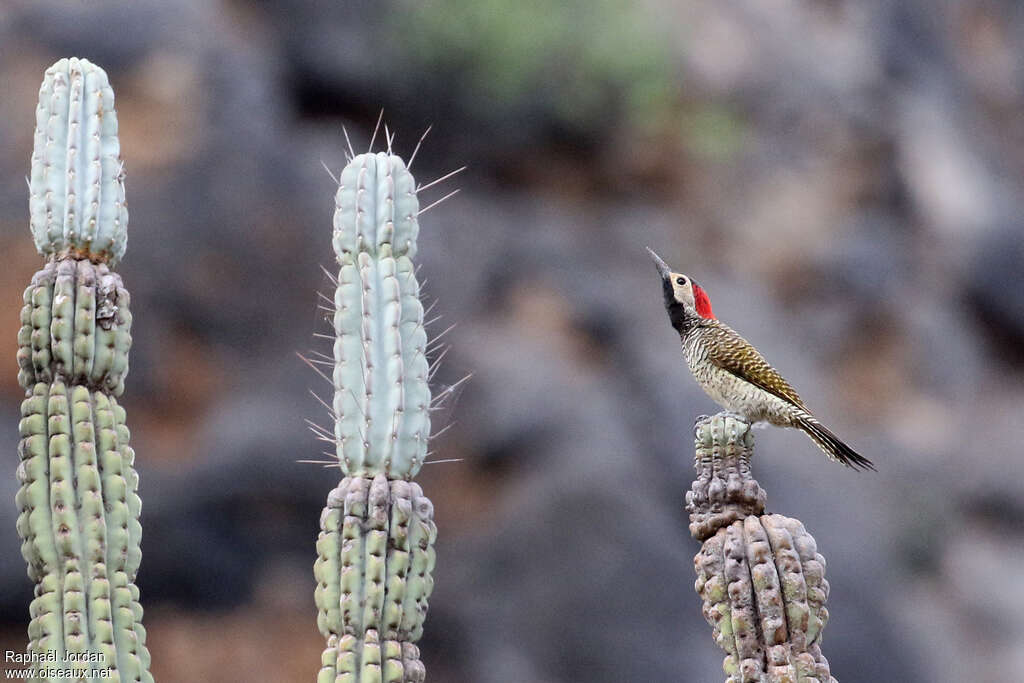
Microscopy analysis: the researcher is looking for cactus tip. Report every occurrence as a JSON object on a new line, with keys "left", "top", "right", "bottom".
{"left": 30, "top": 57, "right": 127, "bottom": 265}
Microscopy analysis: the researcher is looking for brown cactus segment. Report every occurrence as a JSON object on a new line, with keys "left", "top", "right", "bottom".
{"left": 689, "top": 413, "right": 837, "bottom": 683}
{"left": 18, "top": 258, "right": 131, "bottom": 395}
{"left": 687, "top": 413, "right": 767, "bottom": 541}
{"left": 315, "top": 474, "right": 436, "bottom": 683}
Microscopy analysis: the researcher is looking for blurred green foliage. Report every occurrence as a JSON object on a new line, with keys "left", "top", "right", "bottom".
{"left": 683, "top": 104, "right": 746, "bottom": 162}
{"left": 401, "top": 0, "right": 679, "bottom": 133}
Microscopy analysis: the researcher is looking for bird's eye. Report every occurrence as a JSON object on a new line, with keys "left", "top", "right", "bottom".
{"left": 676, "top": 277, "right": 686, "bottom": 286}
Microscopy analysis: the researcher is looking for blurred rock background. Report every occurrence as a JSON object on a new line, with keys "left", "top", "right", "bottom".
{"left": 1, "top": 0, "right": 1022, "bottom": 681}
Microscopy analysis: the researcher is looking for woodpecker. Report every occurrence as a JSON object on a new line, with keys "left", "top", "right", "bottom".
{"left": 647, "top": 247, "right": 875, "bottom": 471}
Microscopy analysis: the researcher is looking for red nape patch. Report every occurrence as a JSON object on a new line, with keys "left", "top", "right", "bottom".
{"left": 693, "top": 284, "right": 715, "bottom": 319}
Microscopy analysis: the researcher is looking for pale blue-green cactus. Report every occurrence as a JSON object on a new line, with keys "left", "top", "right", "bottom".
{"left": 15, "top": 58, "right": 151, "bottom": 683}
{"left": 331, "top": 152, "right": 431, "bottom": 481}
{"left": 29, "top": 57, "right": 128, "bottom": 266}
{"left": 314, "top": 150, "right": 441, "bottom": 682}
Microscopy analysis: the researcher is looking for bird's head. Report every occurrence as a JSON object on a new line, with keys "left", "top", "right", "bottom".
{"left": 646, "top": 247, "right": 715, "bottom": 330}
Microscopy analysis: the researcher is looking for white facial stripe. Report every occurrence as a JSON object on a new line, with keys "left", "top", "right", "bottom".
{"left": 671, "top": 273, "right": 695, "bottom": 308}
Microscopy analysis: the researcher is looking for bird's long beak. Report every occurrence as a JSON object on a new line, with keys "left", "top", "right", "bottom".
{"left": 646, "top": 246, "right": 672, "bottom": 279}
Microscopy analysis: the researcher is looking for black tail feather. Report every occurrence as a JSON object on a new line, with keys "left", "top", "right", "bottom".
{"left": 796, "top": 416, "right": 876, "bottom": 472}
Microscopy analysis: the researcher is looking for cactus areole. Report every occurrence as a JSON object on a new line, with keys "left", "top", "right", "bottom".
{"left": 314, "top": 151, "right": 438, "bottom": 682}
{"left": 16, "top": 58, "right": 153, "bottom": 682}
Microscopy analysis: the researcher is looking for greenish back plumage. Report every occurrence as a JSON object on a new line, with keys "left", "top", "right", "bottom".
{"left": 699, "top": 320, "right": 808, "bottom": 411}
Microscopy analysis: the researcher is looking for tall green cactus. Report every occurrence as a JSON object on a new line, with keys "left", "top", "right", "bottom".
{"left": 313, "top": 150, "right": 439, "bottom": 683}
{"left": 15, "top": 58, "right": 152, "bottom": 683}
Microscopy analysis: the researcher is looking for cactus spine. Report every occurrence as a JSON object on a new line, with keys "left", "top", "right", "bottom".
{"left": 15, "top": 58, "right": 152, "bottom": 682}
{"left": 314, "top": 151, "right": 438, "bottom": 682}
{"left": 688, "top": 413, "right": 836, "bottom": 683}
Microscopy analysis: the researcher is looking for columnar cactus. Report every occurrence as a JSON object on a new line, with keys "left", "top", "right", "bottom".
{"left": 687, "top": 413, "right": 836, "bottom": 683}
{"left": 15, "top": 58, "right": 152, "bottom": 682}
{"left": 313, "top": 151, "right": 438, "bottom": 683}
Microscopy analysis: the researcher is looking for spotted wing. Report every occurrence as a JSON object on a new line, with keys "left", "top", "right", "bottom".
{"left": 701, "top": 321, "right": 808, "bottom": 411}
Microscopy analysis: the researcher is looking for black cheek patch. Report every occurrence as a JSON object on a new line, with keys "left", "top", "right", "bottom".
{"left": 661, "top": 278, "right": 676, "bottom": 306}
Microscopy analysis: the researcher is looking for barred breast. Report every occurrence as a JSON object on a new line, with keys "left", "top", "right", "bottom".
{"left": 681, "top": 327, "right": 800, "bottom": 426}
